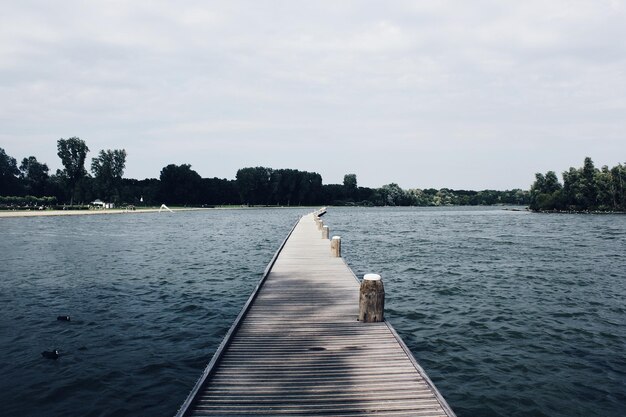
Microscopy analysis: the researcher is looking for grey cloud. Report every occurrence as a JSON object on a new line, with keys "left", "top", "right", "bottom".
{"left": 1, "top": 0, "right": 624, "bottom": 189}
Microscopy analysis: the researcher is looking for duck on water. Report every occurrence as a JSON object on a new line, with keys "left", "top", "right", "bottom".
{"left": 41, "top": 350, "right": 59, "bottom": 360}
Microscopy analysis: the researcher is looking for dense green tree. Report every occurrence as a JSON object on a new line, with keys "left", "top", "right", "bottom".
{"left": 581, "top": 157, "right": 598, "bottom": 209}
{"left": 0, "top": 148, "right": 21, "bottom": 196}
{"left": 298, "top": 172, "right": 323, "bottom": 205}
{"left": 356, "top": 186, "right": 376, "bottom": 205}
{"left": 119, "top": 178, "right": 160, "bottom": 206}
{"left": 235, "top": 167, "right": 323, "bottom": 206}
{"left": 562, "top": 167, "right": 583, "bottom": 209}
{"left": 610, "top": 164, "right": 626, "bottom": 209}
{"left": 595, "top": 166, "right": 613, "bottom": 209}
{"left": 343, "top": 173, "right": 357, "bottom": 200}
{"left": 199, "top": 177, "right": 240, "bottom": 205}
{"left": 159, "top": 164, "right": 202, "bottom": 205}
{"left": 504, "top": 189, "right": 531, "bottom": 205}
{"left": 91, "top": 149, "right": 127, "bottom": 203}
{"left": 236, "top": 167, "right": 273, "bottom": 205}
{"left": 433, "top": 188, "right": 454, "bottom": 206}
{"left": 544, "top": 171, "right": 562, "bottom": 194}
{"left": 343, "top": 174, "right": 357, "bottom": 188}
{"left": 45, "top": 171, "right": 67, "bottom": 203}
{"left": 270, "top": 169, "right": 297, "bottom": 205}
{"left": 406, "top": 189, "right": 431, "bottom": 206}
{"left": 57, "top": 137, "right": 90, "bottom": 205}
{"left": 19, "top": 156, "right": 50, "bottom": 196}
{"left": 380, "top": 183, "right": 409, "bottom": 206}
{"left": 322, "top": 184, "right": 348, "bottom": 205}
{"left": 530, "top": 173, "right": 545, "bottom": 210}
{"left": 530, "top": 171, "right": 563, "bottom": 210}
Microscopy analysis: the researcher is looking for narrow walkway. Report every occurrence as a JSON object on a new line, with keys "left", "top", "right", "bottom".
{"left": 177, "top": 212, "right": 456, "bottom": 417}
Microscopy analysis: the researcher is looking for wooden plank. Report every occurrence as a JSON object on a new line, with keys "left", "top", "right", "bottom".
{"left": 176, "top": 211, "right": 456, "bottom": 417}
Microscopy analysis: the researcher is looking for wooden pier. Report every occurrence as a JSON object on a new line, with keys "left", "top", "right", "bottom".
{"left": 176, "top": 210, "right": 456, "bottom": 417}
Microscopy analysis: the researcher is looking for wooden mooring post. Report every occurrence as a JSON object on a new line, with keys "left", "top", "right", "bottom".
{"left": 322, "top": 225, "right": 329, "bottom": 239}
{"left": 331, "top": 235, "right": 341, "bottom": 257}
{"left": 359, "top": 273, "right": 385, "bottom": 322}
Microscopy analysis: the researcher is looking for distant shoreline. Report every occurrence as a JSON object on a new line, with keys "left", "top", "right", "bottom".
{"left": 0, "top": 206, "right": 324, "bottom": 218}
{"left": 15, "top": 205, "right": 621, "bottom": 219}
{"left": 0, "top": 207, "right": 209, "bottom": 218}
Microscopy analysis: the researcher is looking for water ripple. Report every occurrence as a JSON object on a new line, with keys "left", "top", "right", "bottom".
{"left": 327, "top": 206, "right": 626, "bottom": 417}
{"left": 0, "top": 208, "right": 306, "bottom": 416}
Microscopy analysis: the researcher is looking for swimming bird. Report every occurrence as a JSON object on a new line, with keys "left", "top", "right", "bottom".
{"left": 41, "top": 350, "right": 59, "bottom": 360}
{"left": 57, "top": 315, "right": 70, "bottom": 322}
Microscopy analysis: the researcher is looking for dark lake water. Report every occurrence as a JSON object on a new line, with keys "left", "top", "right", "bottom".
{"left": 1, "top": 207, "right": 624, "bottom": 416}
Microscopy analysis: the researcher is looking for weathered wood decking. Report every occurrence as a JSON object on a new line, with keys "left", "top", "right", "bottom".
{"left": 176, "top": 211, "right": 456, "bottom": 417}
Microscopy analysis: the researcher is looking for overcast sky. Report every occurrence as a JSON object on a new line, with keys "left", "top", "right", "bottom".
{"left": 1, "top": 1, "right": 625, "bottom": 190}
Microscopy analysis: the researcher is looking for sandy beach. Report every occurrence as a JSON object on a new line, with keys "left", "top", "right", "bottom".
{"left": 0, "top": 207, "right": 208, "bottom": 218}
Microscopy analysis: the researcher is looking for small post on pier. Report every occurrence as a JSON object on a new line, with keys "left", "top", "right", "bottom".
{"left": 359, "top": 274, "right": 384, "bottom": 323}
{"left": 331, "top": 236, "right": 341, "bottom": 257}
{"left": 317, "top": 219, "right": 324, "bottom": 231}
{"left": 322, "top": 225, "right": 329, "bottom": 239}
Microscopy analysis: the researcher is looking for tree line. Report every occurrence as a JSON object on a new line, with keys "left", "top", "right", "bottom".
{"left": 530, "top": 157, "right": 626, "bottom": 212}
{"left": 1, "top": 138, "right": 128, "bottom": 207}
{"left": 2, "top": 137, "right": 532, "bottom": 208}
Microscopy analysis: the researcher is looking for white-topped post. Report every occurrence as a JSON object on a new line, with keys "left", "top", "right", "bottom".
{"left": 359, "top": 273, "right": 384, "bottom": 323}
{"left": 331, "top": 236, "right": 341, "bottom": 257}
{"left": 322, "top": 225, "right": 329, "bottom": 239}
